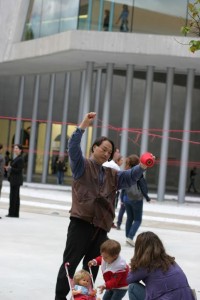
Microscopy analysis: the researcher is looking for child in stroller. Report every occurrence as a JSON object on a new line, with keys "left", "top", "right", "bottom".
{"left": 65, "top": 264, "right": 100, "bottom": 300}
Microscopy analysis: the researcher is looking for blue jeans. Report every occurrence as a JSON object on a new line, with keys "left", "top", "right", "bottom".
{"left": 57, "top": 171, "right": 64, "bottom": 185}
{"left": 103, "top": 289, "right": 127, "bottom": 300}
{"left": 124, "top": 199, "right": 143, "bottom": 239}
{"left": 128, "top": 283, "right": 145, "bottom": 300}
{"left": 117, "top": 203, "right": 126, "bottom": 227}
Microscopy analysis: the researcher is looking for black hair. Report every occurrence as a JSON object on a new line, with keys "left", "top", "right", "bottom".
{"left": 91, "top": 136, "right": 115, "bottom": 161}
{"left": 0, "top": 144, "right": 3, "bottom": 150}
{"left": 14, "top": 144, "right": 23, "bottom": 153}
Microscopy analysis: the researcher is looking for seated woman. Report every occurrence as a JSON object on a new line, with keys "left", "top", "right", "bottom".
{"left": 127, "top": 231, "right": 196, "bottom": 300}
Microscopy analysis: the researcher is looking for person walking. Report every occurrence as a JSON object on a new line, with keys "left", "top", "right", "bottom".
{"left": 127, "top": 231, "right": 196, "bottom": 300}
{"left": 5, "top": 144, "right": 24, "bottom": 218}
{"left": 55, "top": 112, "right": 153, "bottom": 300}
{"left": 187, "top": 166, "right": 198, "bottom": 193}
{"left": 116, "top": 4, "right": 129, "bottom": 32}
{"left": 0, "top": 144, "right": 5, "bottom": 219}
{"left": 123, "top": 154, "right": 152, "bottom": 247}
{"left": 56, "top": 156, "right": 66, "bottom": 185}
{"left": 103, "top": 9, "right": 110, "bottom": 31}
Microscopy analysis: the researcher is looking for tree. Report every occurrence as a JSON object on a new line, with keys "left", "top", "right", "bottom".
{"left": 181, "top": 0, "right": 200, "bottom": 53}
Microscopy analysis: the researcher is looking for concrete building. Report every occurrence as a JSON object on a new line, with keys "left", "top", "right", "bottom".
{"left": 0, "top": 0, "right": 200, "bottom": 202}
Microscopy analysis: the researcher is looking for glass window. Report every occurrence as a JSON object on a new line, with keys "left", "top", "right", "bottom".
{"left": 40, "top": 0, "right": 62, "bottom": 37}
{"left": 60, "top": 0, "right": 79, "bottom": 31}
{"left": 133, "top": 0, "right": 188, "bottom": 35}
{"left": 78, "top": 0, "right": 89, "bottom": 30}
{"left": 23, "top": 0, "right": 43, "bottom": 40}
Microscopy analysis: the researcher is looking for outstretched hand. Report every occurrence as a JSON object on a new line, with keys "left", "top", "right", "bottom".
{"left": 79, "top": 112, "right": 97, "bottom": 130}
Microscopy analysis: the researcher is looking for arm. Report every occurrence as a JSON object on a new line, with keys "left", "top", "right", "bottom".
{"left": 88, "top": 256, "right": 102, "bottom": 267}
{"left": 127, "top": 268, "right": 148, "bottom": 284}
{"left": 117, "top": 164, "right": 146, "bottom": 190}
{"left": 138, "top": 176, "right": 151, "bottom": 202}
{"left": 69, "top": 112, "right": 96, "bottom": 180}
{"left": 10, "top": 156, "right": 24, "bottom": 174}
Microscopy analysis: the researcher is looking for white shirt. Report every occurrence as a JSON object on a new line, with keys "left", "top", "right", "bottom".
{"left": 103, "top": 160, "right": 120, "bottom": 171}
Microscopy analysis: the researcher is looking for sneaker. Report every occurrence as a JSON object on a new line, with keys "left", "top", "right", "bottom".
{"left": 126, "top": 238, "right": 135, "bottom": 247}
{"left": 116, "top": 226, "right": 121, "bottom": 230}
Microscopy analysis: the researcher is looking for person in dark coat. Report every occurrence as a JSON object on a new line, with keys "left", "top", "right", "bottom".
{"left": 56, "top": 156, "right": 66, "bottom": 185}
{"left": 5, "top": 144, "right": 24, "bottom": 218}
{"left": 127, "top": 231, "right": 195, "bottom": 300}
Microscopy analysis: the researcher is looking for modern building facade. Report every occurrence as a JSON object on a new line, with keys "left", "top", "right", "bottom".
{"left": 0, "top": 0, "right": 200, "bottom": 202}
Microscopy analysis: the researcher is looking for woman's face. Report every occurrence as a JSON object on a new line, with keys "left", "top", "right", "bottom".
{"left": 13, "top": 145, "right": 22, "bottom": 156}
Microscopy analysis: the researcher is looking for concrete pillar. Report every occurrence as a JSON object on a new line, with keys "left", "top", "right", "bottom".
{"left": 27, "top": 75, "right": 40, "bottom": 182}
{"left": 42, "top": 74, "right": 55, "bottom": 183}
{"left": 140, "top": 66, "right": 154, "bottom": 155}
{"left": 81, "top": 62, "right": 94, "bottom": 156}
{"left": 101, "top": 63, "right": 114, "bottom": 137}
{"left": 120, "top": 64, "right": 134, "bottom": 158}
{"left": 59, "top": 72, "right": 70, "bottom": 156}
{"left": 92, "top": 69, "right": 102, "bottom": 141}
{"left": 14, "top": 76, "right": 25, "bottom": 144}
{"left": 157, "top": 68, "right": 174, "bottom": 201}
{"left": 178, "top": 69, "right": 195, "bottom": 203}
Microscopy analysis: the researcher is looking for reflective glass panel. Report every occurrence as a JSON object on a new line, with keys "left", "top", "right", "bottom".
{"left": 40, "top": 0, "right": 62, "bottom": 37}
{"left": 60, "top": 0, "right": 79, "bottom": 31}
{"left": 133, "top": 0, "right": 188, "bottom": 35}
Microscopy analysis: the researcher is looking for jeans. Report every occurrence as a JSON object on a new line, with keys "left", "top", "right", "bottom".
{"left": 128, "top": 283, "right": 145, "bottom": 300}
{"left": 124, "top": 199, "right": 143, "bottom": 239}
{"left": 117, "top": 203, "right": 126, "bottom": 227}
{"left": 57, "top": 171, "right": 64, "bottom": 185}
{"left": 103, "top": 289, "right": 127, "bottom": 300}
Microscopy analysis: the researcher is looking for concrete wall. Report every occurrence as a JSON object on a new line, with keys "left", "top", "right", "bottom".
{"left": 0, "top": 0, "right": 29, "bottom": 61}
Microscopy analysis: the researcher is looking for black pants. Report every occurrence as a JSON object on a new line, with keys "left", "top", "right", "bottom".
{"left": 9, "top": 184, "right": 20, "bottom": 217}
{"left": 55, "top": 218, "right": 108, "bottom": 300}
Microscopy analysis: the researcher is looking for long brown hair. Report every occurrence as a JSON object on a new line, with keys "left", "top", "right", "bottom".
{"left": 130, "top": 231, "right": 175, "bottom": 272}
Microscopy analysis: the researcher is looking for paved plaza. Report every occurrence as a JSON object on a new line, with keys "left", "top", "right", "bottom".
{"left": 0, "top": 182, "right": 200, "bottom": 300}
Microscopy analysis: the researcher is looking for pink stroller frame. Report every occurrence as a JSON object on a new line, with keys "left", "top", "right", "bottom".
{"left": 65, "top": 263, "right": 99, "bottom": 300}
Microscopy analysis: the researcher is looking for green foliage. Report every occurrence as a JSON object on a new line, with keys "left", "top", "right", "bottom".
{"left": 24, "top": 24, "right": 34, "bottom": 41}
{"left": 181, "top": 0, "right": 200, "bottom": 53}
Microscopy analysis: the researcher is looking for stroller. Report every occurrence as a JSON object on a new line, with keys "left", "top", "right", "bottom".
{"left": 65, "top": 263, "right": 100, "bottom": 300}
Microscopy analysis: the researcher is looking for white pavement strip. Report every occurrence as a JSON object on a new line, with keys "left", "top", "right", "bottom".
{"left": 1, "top": 196, "right": 200, "bottom": 227}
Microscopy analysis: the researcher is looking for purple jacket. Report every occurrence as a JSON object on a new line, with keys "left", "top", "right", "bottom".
{"left": 127, "top": 262, "right": 195, "bottom": 300}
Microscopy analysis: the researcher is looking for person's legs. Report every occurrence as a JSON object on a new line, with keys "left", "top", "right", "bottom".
{"left": 55, "top": 218, "right": 107, "bottom": 300}
{"left": 124, "top": 202, "right": 134, "bottom": 237}
{"left": 127, "top": 201, "right": 143, "bottom": 240}
{"left": 60, "top": 172, "right": 64, "bottom": 184}
{"left": 110, "top": 289, "right": 127, "bottom": 300}
{"left": 82, "top": 228, "right": 108, "bottom": 281}
{"left": 128, "top": 283, "right": 145, "bottom": 300}
{"left": 13, "top": 185, "right": 20, "bottom": 217}
{"left": 8, "top": 185, "right": 18, "bottom": 216}
{"left": 117, "top": 203, "right": 126, "bottom": 229}
{"left": 103, "top": 290, "right": 113, "bottom": 300}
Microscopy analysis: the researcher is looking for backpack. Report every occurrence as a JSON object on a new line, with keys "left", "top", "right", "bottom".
{"left": 126, "top": 183, "right": 143, "bottom": 200}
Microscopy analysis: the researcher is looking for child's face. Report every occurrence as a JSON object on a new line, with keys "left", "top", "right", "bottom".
{"left": 79, "top": 275, "right": 90, "bottom": 287}
{"left": 101, "top": 252, "right": 118, "bottom": 264}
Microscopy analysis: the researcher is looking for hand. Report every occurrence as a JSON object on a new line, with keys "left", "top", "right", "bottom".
{"left": 90, "top": 289, "right": 97, "bottom": 296}
{"left": 72, "top": 290, "right": 81, "bottom": 296}
{"left": 88, "top": 259, "right": 96, "bottom": 267}
{"left": 149, "top": 199, "right": 156, "bottom": 203}
{"left": 79, "top": 112, "right": 96, "bottom": 130}
{"left": 98, "top": 285, "right": 106, "bottom": 294}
